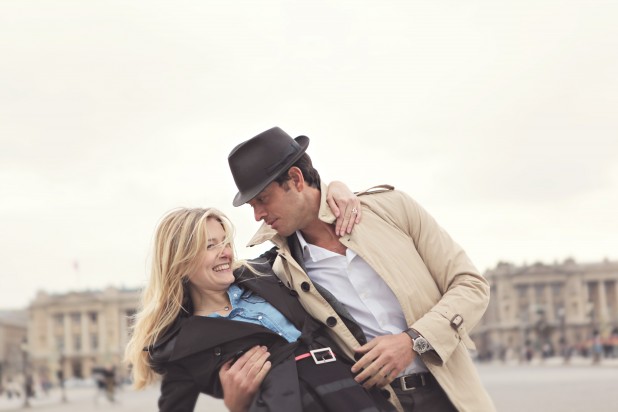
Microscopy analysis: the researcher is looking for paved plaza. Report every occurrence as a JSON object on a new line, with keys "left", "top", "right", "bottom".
{"left": 1, "top": 358, "right": 617, "bottom": 412}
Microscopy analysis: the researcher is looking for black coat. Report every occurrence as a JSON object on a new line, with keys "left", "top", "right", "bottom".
{"left": 149, "top": 255, "right": 394, "bottom": 412}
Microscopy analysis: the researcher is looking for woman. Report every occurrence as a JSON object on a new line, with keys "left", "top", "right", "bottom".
{"left": 124, "top": 196, "right": 394, "bottom": 411}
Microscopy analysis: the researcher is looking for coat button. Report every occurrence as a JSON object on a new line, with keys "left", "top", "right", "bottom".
{"left": 381, "top": 389, "right": 391, "bottom": 399}
{"left": 214, "top": 347, "right": 221, "bottom": 356}
{"left": 289, "top": 290, "right": 299, "bottom": 297}
{"left": 326, "top": 317, "right": 337, "bottom": 327}
{"left": 301, "top": 282, "right": 310, "bottom": 292}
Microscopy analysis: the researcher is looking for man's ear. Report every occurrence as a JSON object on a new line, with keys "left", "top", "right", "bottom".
{"left": 288, "top": 167, "right": 305, "bottom": 192}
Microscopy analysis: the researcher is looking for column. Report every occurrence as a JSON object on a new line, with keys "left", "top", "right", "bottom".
{"left": 545, "top": 285, "right": 555, "bottom": 322}
{"left": 598, "top": 281, "right": 609, "bottom": 333}
{"left": 81, "top": 311, "right": 89, "bottom": 353}
{"left": 614, "top": 282, "right": 618, "bottom": 322}
{"left": 63, "top": 313, "right": 71, "bottom": 355}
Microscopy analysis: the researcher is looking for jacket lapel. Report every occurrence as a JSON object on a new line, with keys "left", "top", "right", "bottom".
{"left": 169, "top": 315, "right": 277, "bottom": 362}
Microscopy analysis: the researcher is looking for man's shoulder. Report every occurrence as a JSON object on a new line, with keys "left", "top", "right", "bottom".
{"left": 357, "top": 185, "right": 421, "bottom": 223}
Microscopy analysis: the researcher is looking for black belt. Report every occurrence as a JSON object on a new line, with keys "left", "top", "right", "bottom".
{"left": 390, "top": 372, "right": 436, "bottom": 391}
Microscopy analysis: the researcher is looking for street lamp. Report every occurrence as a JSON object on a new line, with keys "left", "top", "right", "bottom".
{"left": 20, "top": 339, "right": 30, "bottom": 408}
{"left": 557, "top": 307, "right": 567, "bottom": 359}
{"left": 58, "top": 354, "right": 67, "bottom": 403}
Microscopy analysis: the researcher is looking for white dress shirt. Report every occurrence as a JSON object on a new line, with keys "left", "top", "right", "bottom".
{"left": 296, "top": 231, "right": 428, "bottom": 375}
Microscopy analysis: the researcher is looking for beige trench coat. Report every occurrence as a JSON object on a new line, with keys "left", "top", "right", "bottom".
{"left": 247, "top": 183, "right": 496, "bottom": 412}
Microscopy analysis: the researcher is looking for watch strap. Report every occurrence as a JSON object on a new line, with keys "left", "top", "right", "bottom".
{"left": 404, "top": 328, "right": 421, "bottom": 342}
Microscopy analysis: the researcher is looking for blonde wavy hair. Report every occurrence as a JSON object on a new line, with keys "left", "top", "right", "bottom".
{"left": 124, "top": 207, "right": 245, "bottom": 389}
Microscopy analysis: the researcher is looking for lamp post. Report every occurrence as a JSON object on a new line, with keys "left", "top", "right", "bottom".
{"left": 557, "top": 307, "right": 567, "bottom": 361}
{"left": 519, "top": 310, "right": 532, "bottom": 363}
{"left": 58, "top": 354, "right": 67, "bottom": 403}
{"left": 20, "top": 339, "right": 30, "bottom": 408}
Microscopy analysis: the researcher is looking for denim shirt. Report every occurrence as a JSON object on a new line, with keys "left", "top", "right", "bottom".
{"left": 208, "top": 284, "right": 301, "bottom": 343}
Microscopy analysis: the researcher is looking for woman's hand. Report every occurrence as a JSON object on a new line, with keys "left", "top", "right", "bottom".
{"left": 219, "top": 346, "right": 271, "bottom": 412}
{"left": 327, "top": 181, "right": 362, "bottom": 236}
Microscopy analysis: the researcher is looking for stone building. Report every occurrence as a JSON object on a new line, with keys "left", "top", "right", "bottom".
{"left": 26, "top": 287, "right": 140, "bottom": 384}
{"left": 471, "top": 258, "right": 618, "bottom": 361}
{"left": 0, "top": 310, "right": 28, "bottom": 388}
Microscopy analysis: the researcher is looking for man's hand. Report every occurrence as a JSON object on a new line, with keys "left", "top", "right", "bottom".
{"left": 219, "top": 345, "right": 271, "bottom": 412}
{"left": 326, "top": 181, "right": 362, "bottom": 236}
{"left": 351, "top": 333, "right": 414, "bottom": 389}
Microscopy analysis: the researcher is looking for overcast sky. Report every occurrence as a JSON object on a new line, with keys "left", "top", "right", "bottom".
{"left": 1, "top": 1, "right": 617, "bottom": 309}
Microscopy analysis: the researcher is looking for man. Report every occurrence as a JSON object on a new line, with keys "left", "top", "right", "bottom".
{"left": 224, "top": 127, "right": 495, "bottom": 411}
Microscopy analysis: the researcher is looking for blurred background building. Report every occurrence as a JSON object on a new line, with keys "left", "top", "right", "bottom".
{"left": 471, "top": 258, "right": 618, "bottom": 362}
{"left": 0, "top": 310, "right": 28, "bottom": 392}
{"left": 24, "top": 287, "right": 139, "bottom": 386}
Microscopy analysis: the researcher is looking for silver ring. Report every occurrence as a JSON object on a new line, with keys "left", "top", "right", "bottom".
{"left": 351, "top": 208, "right": 358, "bottom": 214}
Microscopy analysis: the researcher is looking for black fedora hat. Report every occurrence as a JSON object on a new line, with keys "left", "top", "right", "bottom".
{"left": 228, "top": 127, "right": 309, "bottom": 206}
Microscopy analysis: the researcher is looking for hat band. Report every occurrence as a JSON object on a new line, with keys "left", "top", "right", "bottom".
{"left": 265, "top": 143, "right": 300, "bottom": 174}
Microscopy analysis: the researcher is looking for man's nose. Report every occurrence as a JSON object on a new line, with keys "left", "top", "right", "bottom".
{"left": 253, "top": 206, "right": 267, "bottom": 222}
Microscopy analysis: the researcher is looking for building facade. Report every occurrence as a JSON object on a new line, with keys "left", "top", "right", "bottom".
{"left": 0, "top": 310, "right": 28, "bottom": 390}
{"left": 27, "top": 287, "right": 140, "bottom": 384}
{"left": 471, "top": 258, "right": 618, "bottom": 361}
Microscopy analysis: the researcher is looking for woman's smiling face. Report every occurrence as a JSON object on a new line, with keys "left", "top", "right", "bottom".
{"left": 187, "top": 217, "right": 235, "bottom": 293}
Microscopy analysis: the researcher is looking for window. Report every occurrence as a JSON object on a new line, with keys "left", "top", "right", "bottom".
{"left": 535, "top": 284, "right": 545, "bottom": 302}
{"left": 70, "top": 312, "right": 81, "bottom": 325}
{"left": 56, "top": 336, "right": 64, "bottom": 352}
{"left": 90, "top": 334, "right": 99, "bottom": 350}
{"left": 126, "top": 309, "right": 137, "bottom": 329}
{"left": 89, "top": 312, "right": 98, "bottom": 324}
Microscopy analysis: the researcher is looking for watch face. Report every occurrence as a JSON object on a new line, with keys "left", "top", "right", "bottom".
{"left": 414, "top": 337, "right": 430, "bottom": 354}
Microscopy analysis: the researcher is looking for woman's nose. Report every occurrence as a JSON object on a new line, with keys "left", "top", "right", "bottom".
{"left": 220, "top": 243, "right": 232, "bottom": 258}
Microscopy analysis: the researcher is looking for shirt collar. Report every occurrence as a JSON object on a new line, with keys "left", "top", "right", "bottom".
{"left": 296, "top": 230, "right": 356, "bottom": 263}
{"left": 295, "top": 230, "right": 313, "bottom": 262}
{"left": 227, "top": 284, "right": 244, "bottom": 306}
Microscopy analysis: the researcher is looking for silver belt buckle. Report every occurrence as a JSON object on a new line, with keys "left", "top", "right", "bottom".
{"left": 310, "top": 347, "right": 336, "bottom": 364}
{"left": 400, "top": 373, "right": 426, "bottom": 391}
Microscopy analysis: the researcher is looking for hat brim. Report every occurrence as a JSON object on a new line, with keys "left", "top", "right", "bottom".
{"left": 232, "top": 135, "right": 309, "bottom": 206}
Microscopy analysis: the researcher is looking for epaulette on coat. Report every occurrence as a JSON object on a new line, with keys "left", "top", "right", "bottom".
{"left": 355, "top": 184, "right": 394, "bottom": 196}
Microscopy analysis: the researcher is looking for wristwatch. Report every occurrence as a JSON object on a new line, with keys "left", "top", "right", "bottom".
{"left": 404, "top": 328, "right": 431, "bottom": 354}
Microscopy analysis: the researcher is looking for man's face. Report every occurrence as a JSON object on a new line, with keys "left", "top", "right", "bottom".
{"left": 247, "top": 180, "right": 303, "bottom": 236}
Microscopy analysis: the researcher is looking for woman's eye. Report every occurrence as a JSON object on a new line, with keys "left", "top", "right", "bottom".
{"left": 207, "top": 242, "right": 226, "bottom": 250}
